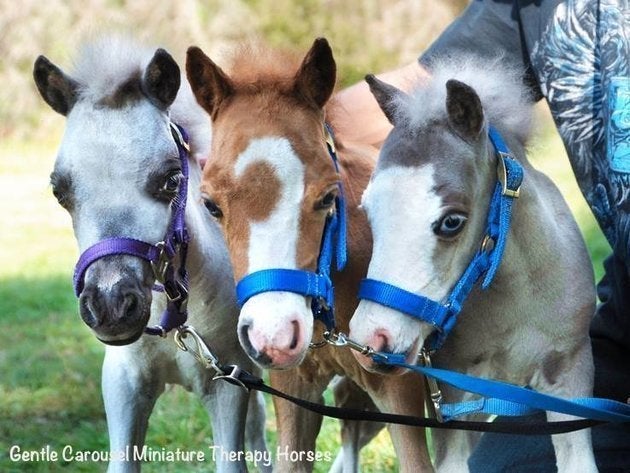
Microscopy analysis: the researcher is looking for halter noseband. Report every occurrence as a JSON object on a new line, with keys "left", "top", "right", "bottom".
{"left": 234, "top": 124, "right": 347, "bottom": 331}
{"left": 73, "top": 123, "right": 191, "bottom": 339}
{"left": 358, "top": 126, "right": 524, "bottom": 352}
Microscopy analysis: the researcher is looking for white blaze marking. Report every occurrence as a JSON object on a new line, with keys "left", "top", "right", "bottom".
{"left": 96, "top": 268, "right": 124, "bottom": 292}
{"left": 234, "top": 136, "right": 312, "bottom": 350}
{"left": 234, "top": 136, "right": 305, "bottom": 273}
{"left": 362, "top": 165, "right": 444, "bottom": 296}
{"left": 350, "top": 164, "right": 444, "bottom": 351}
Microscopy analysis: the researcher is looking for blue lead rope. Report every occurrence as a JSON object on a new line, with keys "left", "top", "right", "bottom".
{"left": 372, "top": 354, "right": 630, "bottom": 423}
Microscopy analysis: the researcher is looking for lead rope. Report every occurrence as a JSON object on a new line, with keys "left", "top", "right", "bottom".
{"left": 171, "top": 325, "right": 602, "bottom": 434}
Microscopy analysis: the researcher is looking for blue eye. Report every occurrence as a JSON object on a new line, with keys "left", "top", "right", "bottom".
{"left": 433, "top": 212, "right": 467, "bottom": 238}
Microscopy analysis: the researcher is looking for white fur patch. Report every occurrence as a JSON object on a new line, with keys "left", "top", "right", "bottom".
{"left": 234, "top": 136, "right": 313, "bottom": 350}
{"left": 362, "top": 165, "right": 444, "bottom": 296}
{"left": 234, "top": 137, "right": 305, "bottom": 273}
{"left": 350, "top": 164, "right": 444, "bottom": 351}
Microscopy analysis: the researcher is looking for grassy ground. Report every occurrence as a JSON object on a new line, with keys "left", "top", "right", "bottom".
{"left": 0, "top": 119, "right": 609, "bottom": 472}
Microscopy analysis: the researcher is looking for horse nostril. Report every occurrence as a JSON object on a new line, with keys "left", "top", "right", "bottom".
{"left": 79, "top": 290, "right": 102, "bottom": 328}
{"left": 370, "top": 330, "right": 392, "bottom": 354}
{"left": 239, "top": 323, "right": 254, "bottom": 351}
{"left": 289, "top": 320, "right": 300, "bottom": 350}
{"left": 123, "top": 293, "right": 139, "bottom": 319}
{"left": 117, "top": 291, "right": 143, "bottom": 321}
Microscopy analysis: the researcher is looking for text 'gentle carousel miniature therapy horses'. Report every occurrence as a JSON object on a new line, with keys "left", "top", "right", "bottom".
{"left": 185, "top": 39, "right": 434, "bottom": 472}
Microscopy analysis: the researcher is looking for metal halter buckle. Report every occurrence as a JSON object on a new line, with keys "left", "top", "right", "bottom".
{"left": 164, "top": 279, "right": 188, "bottom": 306}
{"left": 480, "top": 235, "right": 495, "bottom": 254}
{"left": 169, "top": 123, "right": 190, "bottom": 153}
{"left": 324, "top": 125, "right": 336, "bottom": 154}
{"left": 497, "top": 153, "right": 521, "bottom": 198}
{"left": 151, "top": 241, "right": 170, "bottom": 283}
{"left": 420, "top": 349, "right": 444, "bottom": 422}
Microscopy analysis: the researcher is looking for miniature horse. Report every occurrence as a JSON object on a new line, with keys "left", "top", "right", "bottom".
{"left": 33, "top": 37, "right": 269, "bottom": 472}
{"left": 349, "top": 57, "right": 597, "bottom": 472}
{"left": 185, "top": 39, "right": 433, "bottom": 472}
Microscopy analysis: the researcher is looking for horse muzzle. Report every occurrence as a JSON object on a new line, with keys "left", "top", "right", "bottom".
{"left": 78, "top": 258, "right": 153, "bottom": 345}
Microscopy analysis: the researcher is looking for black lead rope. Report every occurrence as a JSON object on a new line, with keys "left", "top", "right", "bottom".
{"left": 217, "top": 365, "right": 603, "bottom": 435}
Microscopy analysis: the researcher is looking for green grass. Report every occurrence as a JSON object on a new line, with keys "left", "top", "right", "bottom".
{"left": 0, "top": 124, "right": 609, "bottom": 472}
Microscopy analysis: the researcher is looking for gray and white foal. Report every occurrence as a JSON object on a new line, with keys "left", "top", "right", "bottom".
{"left": 33, "top": 37, "right": 269, "bottom": 472}
{"left": 349, "top": 57, "right": 597, "bottom": 472}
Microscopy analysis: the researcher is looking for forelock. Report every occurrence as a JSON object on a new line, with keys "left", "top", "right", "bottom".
{"left": 70, "top": 35, "right": 155, "bottom": 104}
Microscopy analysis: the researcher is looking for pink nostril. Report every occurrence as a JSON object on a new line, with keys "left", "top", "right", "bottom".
{"left": 242, "top": 317, "right": 307, "bottom": 368}
{"left": 288, "top": 320, "right": 300, "bottom": 351}
{"left": 367, "top": 329, "right": 392, "bottom": 353}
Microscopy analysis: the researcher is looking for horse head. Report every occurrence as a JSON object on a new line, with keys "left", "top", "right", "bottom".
{"left": 34, "top": 39, "right": 185, "bottom": 345}
{"left": 350, "top": 60, "right": 532, "bottom": 373}
{"left": 187, "top": 39, "right": 341, "bottom": 369}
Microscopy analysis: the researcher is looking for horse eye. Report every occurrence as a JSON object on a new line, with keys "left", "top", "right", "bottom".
{"left": 52, "top": 186, "right": 70, "bottom": 208}
{"left": 315, "top": 191, "right": 337, "bottom": 211}
{"left": 161, "top": 172, "right": 181, "bottom": 194}
{"left": 50, "top": 174, "right": 73, "bottom": 210}
{"left": 203, "top": 198, "right": 223, "bottom": 218}
{"left": 433, "top": 212, "right": 467, "bottom": 238}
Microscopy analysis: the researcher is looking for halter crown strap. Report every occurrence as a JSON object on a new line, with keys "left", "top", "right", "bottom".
{"left": 235, "top": 124, "right": 347, "bottom": 330}
{"left": 358, "top": 126, "right": 523, "bottom": 350}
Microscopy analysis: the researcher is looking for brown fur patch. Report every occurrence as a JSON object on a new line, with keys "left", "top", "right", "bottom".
{"left": 97, "top": 71, "right": 143, "bottom": 109}
{"left": 237, "top": 161, "right": 282, "bottom": 221}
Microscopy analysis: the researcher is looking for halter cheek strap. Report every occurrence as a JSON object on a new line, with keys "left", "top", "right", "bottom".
{"left": 358, "top": 126, "right": 524, "bottom": 351}
{"left": 235, "top": 124, "right": 347, "bottom": 331}
{"left": 72, "top": 123, "right": 191, "bottom": 338}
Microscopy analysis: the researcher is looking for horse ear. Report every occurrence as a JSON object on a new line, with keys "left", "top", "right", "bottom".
{"left": 33, "top": 56, "right": 79, "bottom": 116}
{"left": 365, "top": 74, "right": 405, "bottom": 125}
{"left": 186, "top": 46, "right": 234, "bottom": 120}
{"left": 446, "top": 79, "right": 484, "bottom": 141}
{"left": 293, "top": 38, "right": 336, "bottom": 109}
{"left": 143, "top": 48, "right": 181, "bottom": 110}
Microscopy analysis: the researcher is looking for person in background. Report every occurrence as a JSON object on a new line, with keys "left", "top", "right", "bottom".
{"left": 334, "top": 1, "right": 630, "bottom": 471}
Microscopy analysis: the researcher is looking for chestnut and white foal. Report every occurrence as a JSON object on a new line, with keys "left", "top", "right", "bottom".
{"left": 185, "top": 39, "right": 434, "bottom": 472}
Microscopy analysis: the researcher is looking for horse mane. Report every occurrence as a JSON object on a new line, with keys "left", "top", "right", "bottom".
{"left": 395, "top": 55, "right": 534, "bottom": 145}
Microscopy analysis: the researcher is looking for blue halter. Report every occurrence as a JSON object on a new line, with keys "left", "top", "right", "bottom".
{"left": 358, "top": 126, "right": 523, "bottom": 351}
{"left": 235, "top": 125, "right": 347, "bottom": 330}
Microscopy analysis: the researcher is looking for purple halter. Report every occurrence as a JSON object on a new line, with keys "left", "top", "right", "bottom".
{"left": 73, "top": 123, "right": 191, "bottom": 337}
